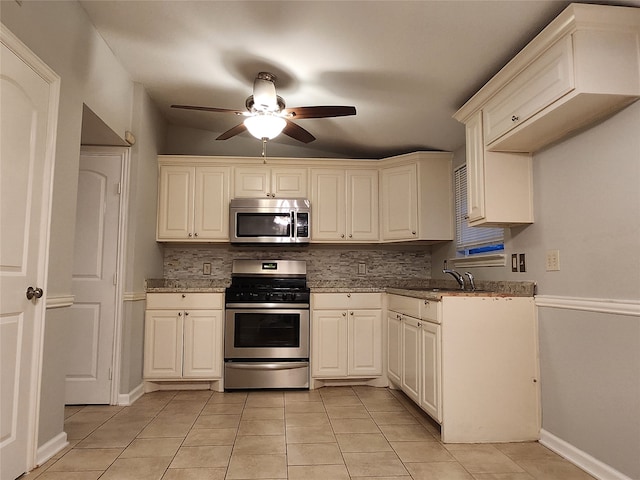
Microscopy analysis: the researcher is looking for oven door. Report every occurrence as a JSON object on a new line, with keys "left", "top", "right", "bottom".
{"left": 224, "top": 308, "right": 310, "bottom": 359}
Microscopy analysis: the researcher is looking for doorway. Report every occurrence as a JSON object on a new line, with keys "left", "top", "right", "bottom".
{"left": 65, "top": 146, "right": 129, "bottom": 405}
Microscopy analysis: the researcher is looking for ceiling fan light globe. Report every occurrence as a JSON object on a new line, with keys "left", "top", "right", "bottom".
{"left": 244, "top": 114, "right": 286, "bottom": 140}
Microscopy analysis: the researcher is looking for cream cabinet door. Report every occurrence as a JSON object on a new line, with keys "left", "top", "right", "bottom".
{"left": 271, "top": 167, "right": 308, "bottom": 197}
{"left": 401, "top": 315, "right": 420, "bottom": 404}
{"left": 386, "top": 312, "right": 402, "bottom": 385}
{"left": 144, "top": 310, "right": 183, "bottom": 378}
{"left": 419, "top": 321, "right": 442, "bottom": 422}
{"left": 233, "top": 167, "right": 270, "bottom": 197}
{"left": 183, "top": 309, "right": 223, "bottom": 378}
{"left": 157, "top": 165, "right": 194, "bottom": 240}
{"left": 381, "top": 163, "right": 418, "bottom": 240}
{"left": 311, "top": 169, "right": 346, "bottom": 241}
{"left": 348, "top": 309, "right": 382, "bottom": 376}
{"left": 234, "top": 166, "right": 308, "bottom": 197}
{"left": 347, "top": 170, "right": 379, "bottom": 241}
{"left": 194, "top": 166, "right": 230, "bottom": 240}
{"left": 311, "top": 309, "right": 348, "bottom": 377}
{"left": 465, "top": 111, "right": 486, "bottom": 223}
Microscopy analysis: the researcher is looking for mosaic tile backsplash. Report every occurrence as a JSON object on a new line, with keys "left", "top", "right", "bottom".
{"left": 163, "top": 244, "right": 432, "bottom": 284}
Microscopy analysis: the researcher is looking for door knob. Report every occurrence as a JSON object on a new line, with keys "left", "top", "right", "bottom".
{"left": 26, "top": 286, "right": 44, "bottom": 300}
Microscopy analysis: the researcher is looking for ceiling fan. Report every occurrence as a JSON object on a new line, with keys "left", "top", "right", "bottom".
{"left": 171, "top": 72, "right": 356, "bottom": 143}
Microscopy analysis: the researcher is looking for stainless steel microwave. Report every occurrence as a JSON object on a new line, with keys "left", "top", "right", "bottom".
{"left": 229, "top": 198, "right": 311, "bottom": 244}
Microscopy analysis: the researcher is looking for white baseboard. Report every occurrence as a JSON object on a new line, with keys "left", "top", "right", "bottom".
{"left": 539, "top": 429, "right": 634, "bottom": 480}
{"left": 118, "top": 383, "right": 144, "bottom": 406}
{"left": 36, "top": 431, "right": 68, "bottom": 467}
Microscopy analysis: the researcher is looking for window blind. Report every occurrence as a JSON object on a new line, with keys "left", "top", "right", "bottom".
{"left": 454, "top": 165, "right": 504, "bottom": 253}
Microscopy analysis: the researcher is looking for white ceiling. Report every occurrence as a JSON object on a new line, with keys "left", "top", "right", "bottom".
{"left": 79, "top": 0, "right": 640, "bottom": 159}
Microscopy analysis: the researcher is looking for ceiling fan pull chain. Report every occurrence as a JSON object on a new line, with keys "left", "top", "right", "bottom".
{"left": 262, "top": 137, "right": 268, "bottom": 163}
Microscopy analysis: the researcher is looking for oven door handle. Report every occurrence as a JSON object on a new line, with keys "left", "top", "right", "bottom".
{"left": 225, "top": 362, "right": 308, "bottom": 371}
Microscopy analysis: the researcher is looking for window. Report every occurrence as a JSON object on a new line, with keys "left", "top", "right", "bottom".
{"left": 454, "top": 165, "right": 504, "bottom": 256}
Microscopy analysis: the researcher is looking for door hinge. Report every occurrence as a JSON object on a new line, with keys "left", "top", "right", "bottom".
{"left": 108, "top": 368, "right": 112, "bottom": 380}
{"left": 113, "top": 272, "right": 117, "bottom": 285}
{"left": 116, "top": 182, "right": 121, "bottom": 195}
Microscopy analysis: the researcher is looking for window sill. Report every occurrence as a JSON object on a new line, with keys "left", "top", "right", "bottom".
{"left": 450, "top": 254, "right": 506, "bottom": 268}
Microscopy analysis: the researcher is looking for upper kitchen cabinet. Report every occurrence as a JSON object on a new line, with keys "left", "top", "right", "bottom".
{"left": 157, "top": 160, "right": 230, "bottom": 241}
{"left": 233, "top": 166, "right": 308, "bottom": 198}
{"left": 456, "top": 3, "right": 640, "bottom": 154}
{"left": 464, "top": 112, "right": 534, "bottom": 227}
{"left": 380, "top": 152, "right": 453, "bottom": 242}
{"left": 310, "top": 168, "right": 379, "bottom": 242}
{"left": 454, "top": 3, "right": 640, "bottom": 227}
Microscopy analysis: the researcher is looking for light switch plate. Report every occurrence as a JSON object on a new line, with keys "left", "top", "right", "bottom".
{"left": 519, "top": 253, "right": 526, "bottom": 272}
{"left": 358, "top": 263, "right": 366, "bottom": 275}
{"left": 203, "top": 262, "right": 211, "bottom": 275}
{"left": 511, "top": 254, "right": 518, "bottom": 272}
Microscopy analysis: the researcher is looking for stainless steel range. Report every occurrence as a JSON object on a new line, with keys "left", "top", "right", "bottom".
{"left": 224, "top": 260, "right": 310, "bottom": 390}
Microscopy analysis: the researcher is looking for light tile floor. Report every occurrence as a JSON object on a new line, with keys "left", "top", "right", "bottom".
{"left": 26, "top": 386, "right": 596, "bottom": 480}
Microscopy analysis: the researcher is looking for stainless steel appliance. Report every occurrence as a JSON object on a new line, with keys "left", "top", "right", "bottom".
{"left": 224, "top": 260, "right": 310, "bottom": 389}
{"left": 229, "top": 198, "right": 310, "bottom": 244}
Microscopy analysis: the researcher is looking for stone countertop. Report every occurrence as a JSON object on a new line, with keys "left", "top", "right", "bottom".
{"left": 146, "top": 278, "right": 536, "bottom": 297}
{"left": 145, "top": 278, "right": 228, "bottom": 293}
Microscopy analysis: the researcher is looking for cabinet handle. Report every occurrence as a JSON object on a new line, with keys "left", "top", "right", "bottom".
{"left": 188, "top": 233, "right": 193, "bottom": 237}
{"left": 397, "top": 314, "right": 401, "bottom": 320}
{"left": 350, "top": 311, "right": 354, "bottom": 315}
{"left": 178, "top": 312, "right": 182, "bottom": 316}
{"left": 412, "top": 231, "right": 416, "bottom": 235}
{"left": 182, "top": 294, "right": 186, "bottom": 298}
{"left": 185, "top": 311, "right": 189, "bottom": 316}
{"left": 511, "top": 115, "right": 519, "bottom": 122}
{"left": 194, "top": 232, "right": 198, "bottom": 237}
{"left": 347, "top": 293, "right": 351, "bottom": 298}
{"left": 418, "top": 322, "right": 422, "bottom": 327}
{"left": 342, "top": 312, "right": 347, "bottom": 316}
{"left": 349, "top": 234, "right": 353, "bottom": 238}
{"left": 424, "top": 300, "right": 429, "bottom": 305}
{"left": 340, "top": 234, "right": 345, "bottom": 238}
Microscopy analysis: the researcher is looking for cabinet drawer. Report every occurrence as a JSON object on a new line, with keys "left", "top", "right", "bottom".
{"left": 146, "top": 293, "right": 223, "bottom": 310}
{"left": 483, "top": 36, "right": 574, "bottom": 145}
{"left": 420, "top": 299, "right": 441, "bottom": 324}
{"left": 387, "top": 294, "right": 421, "bottom": 318}
{"left": 312, "top": 292, "right": 382, "bottom": 310}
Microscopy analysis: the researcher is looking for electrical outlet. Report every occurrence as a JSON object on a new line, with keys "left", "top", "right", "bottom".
{"left": 203, "top": 262, "right": 211, "bottom": 275}
{"left": 519, "top": 253, "right": 526, "bottom": 272}
{"left": 358, "top": 263, "right": 366, "bottom": 275}
{"left": 546, "top": 249, "right": 560, "bottom": 271}
{"left": 511, "top": 254, "right": 518, "bottom": 272}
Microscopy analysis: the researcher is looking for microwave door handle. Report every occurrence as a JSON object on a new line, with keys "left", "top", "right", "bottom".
{"left": 291, "top": 211, "right": 295, "bottom": 239}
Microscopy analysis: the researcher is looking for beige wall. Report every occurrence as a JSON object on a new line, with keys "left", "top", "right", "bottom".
{"left": 2, "top": 1, "right": 165, "bottom": 447}
{"left": 432, "top": 101, "right": 640, "bottom": 479}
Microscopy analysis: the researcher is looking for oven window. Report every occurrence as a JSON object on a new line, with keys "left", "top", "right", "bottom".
{"left": 234, "top": 313, "right": 300, "bottom": 348}
{"left": 236, "top": 213, "right": 291, "bottom": 237}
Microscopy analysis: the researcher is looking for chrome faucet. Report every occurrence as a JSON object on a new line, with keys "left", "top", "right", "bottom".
{"left": 464, "top": 272, "right": 476, "bottom": 291}
{"left": 443, "top": 260, "right": 465, "bottom": 290}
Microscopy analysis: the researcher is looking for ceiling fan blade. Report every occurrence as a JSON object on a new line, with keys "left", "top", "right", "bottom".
{"left": 216, "top": 123, "right": 247, "bottom": 140}
{"left": 283, "top": 120, "right": 316, "bottom": 143}
{"left": 283, "top": 105, "right": 356, "bottom": 119}
{"left": 171, "top": 104, "right": 246, "bottom": 115}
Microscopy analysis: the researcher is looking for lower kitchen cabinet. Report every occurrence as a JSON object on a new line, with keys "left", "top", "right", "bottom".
{"left": 387, "top": 293, "right": 539, "bottom": 443}
{"left": 311, "top": 293, "right": 383, "bottom": 380}
{"left": 144, "top": 293, "right": 223, "bottom": 387}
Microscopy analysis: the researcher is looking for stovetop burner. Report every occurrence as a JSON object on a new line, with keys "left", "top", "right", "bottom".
{"left": 225, "top": 259, "right": 310, "bottom": 305}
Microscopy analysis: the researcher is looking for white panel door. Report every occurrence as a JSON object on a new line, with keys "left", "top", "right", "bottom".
{"left": 310, "top": 169, "right": 345, "bottom": 241}
{"left": 194, "top": 166, "right": 229, "bottom": 240}
{"left": 386, "top": 312, "right": 402, "bottom": 384}
{"left": 66, "top": 151, "right": 122, "bottom": 404}
{"left": 401, "top": 316, "right": 421, "bottom": 403}
{"left": 0, "top": 29, "right": 59, "bottom": 480}
{"left": 157, "top": 165, "right": 193, "bottom": 239}
{"left": 143, "top": 310, "right": 183, "bottom": 378}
